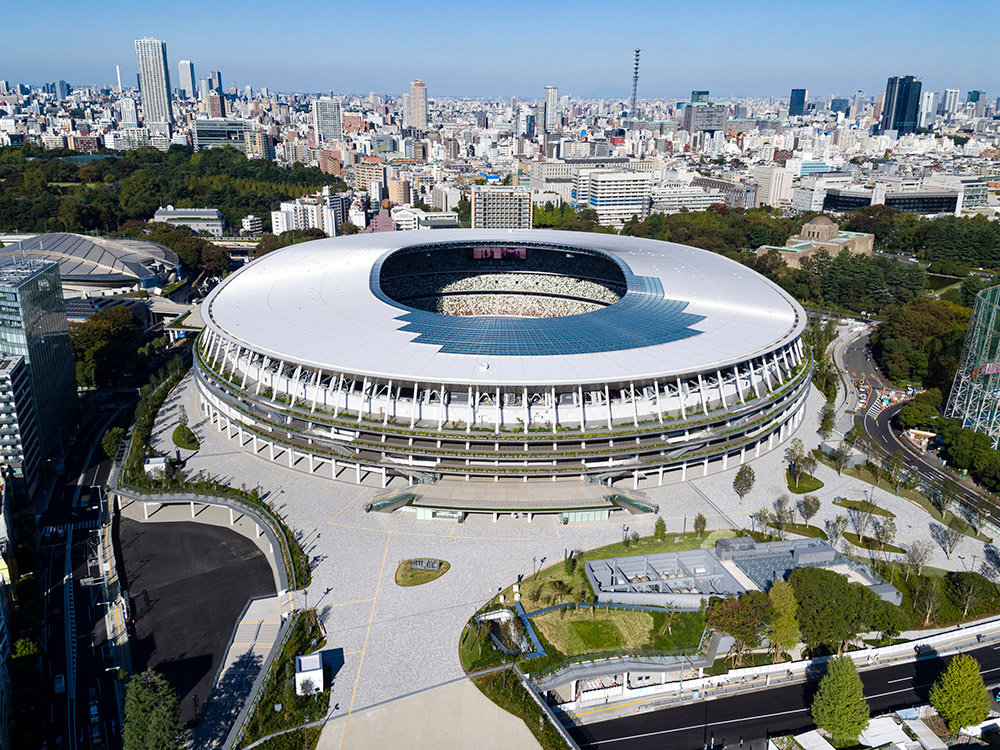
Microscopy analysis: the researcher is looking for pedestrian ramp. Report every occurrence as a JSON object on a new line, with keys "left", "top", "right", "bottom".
{"left": 189, "top": 596, "right": 284, "bottom": 749}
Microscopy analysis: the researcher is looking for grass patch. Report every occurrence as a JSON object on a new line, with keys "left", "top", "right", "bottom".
{"left": 239, "top": 609, "right": 329, "bottom": 749}
{"left": 768, "top": 522, "right": 828, "bottom": 540}
{"left": 472, "top": 670, "right": 570, "bottom": 750}
{"left": 172, "top": 424, "right": 199, "bottom": 450}
{"left": 707, "top": 651, "right": 782, "bottom": 675}
{"left": 785, "top": 470, "right": 824, "bottom": 493}
{"left": 833, "top": 497, "right": 894, "bottom": 517}
{"left": 569, "top": 620, "right": 623, "bottom": 651}
{"left": 531, "top": 608, "right": 705, "bottom": 659}
{"left": 395, "top": 559, "right": 450, "bottom": 587}
{"left": 843, "top": 531, "right": 905, "bottom": 554}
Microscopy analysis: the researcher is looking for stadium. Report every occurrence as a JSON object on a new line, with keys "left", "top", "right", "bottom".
{"left": 194, "top": 229, "right": 810, "bottom": 509}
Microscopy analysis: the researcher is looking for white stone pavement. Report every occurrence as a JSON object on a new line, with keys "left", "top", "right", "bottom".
{"left": 147, "top": 373, "right": 991, "bottom": 748}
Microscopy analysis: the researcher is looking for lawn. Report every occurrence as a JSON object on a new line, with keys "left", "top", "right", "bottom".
{"left": 843, "top": 531, "right": 905, "bottom": 554}
{"left": 768, "top": 522, "right": 828, "bottom": 540}
{"left": 395, "top": 559, "right": 450, "bottom": 587}
{"left": 833, "top": 497, "right": 894, "bottom": 517}
{"left": 172, "top": 424, "right": 199, "bottom": 450}
{"left": 785, "top": 470, "right": 824, "bottom": 494}
{"left": 531, "top": 607, "right": 706, "bottom": 658}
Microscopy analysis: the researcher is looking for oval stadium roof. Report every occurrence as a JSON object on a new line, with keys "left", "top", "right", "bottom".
{"left": 203, "top": 229, "right": 805, "bottom": 387}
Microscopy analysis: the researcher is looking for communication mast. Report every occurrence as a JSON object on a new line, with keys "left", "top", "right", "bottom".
{"left": 629, "top": 48, "right": 641, "bottom": 122}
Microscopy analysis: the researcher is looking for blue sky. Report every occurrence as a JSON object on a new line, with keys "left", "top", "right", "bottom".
{"left": 4, "top": 0, "right": 998, "bottom": 98}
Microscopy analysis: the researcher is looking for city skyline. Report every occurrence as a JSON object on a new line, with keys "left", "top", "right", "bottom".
{"left": 3, "top": 0, "right": 999, "bottom": 97}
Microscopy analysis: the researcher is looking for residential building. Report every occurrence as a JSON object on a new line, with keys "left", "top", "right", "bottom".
{"left": 409, "top": 80, "right": 427, "bottom": 131}
{"left": 313, "top": 97, "right": 343, "bottom": 144}
{"left": 206, "top": 90, "right": 225, "bottom": 118}
{"left": 387, "top": 179, "right": 411, "bottom": 205}
{"left": 152, "top": 205, "right": 226, "bottom": 236}
{"left": 270, "top": 189, "right": 348, "bottom": 237}
{"left": 544, "top": 85, "right": 559, "bottom": 133}
{"left": 354, "top": 156, "right": 385, "bottom": 191}
{"left": 879, "top": 75, "right": 921, "bottom": 135}
{"left": 0, "top": 261, "right": 75, "bottom": 455}
{"left": 178, "top": 60, "right": 196, "bottom": 99}
{"left": 192, "top": 119, "right": 247, "bottom": 151}
{"left": 120, "top": 96, "right": 139, "bottom": 128}
{"left": 134, "top": 37, "right": 173, "bottom": 135}
{"left": 241, "top": 215, "right": 263, "bottom": 235}
{"left": 789, "top": 88, "right": 807, "bottom": 117}
{"left": 431, "top": 184, "right": 462, "bottom": 212}
{"left": 470, "top": 186, "right": 533, "bottom": 229}
{"left": 918, "top": 90, "right": 938, "bottom": 129}
{"left": 243, "top": 130, "right": 274, "bottom": 160}
{"left": 0, "top": 357, "right": 40, "bottom": 493}
{"left": 941, "top": 88, "right": 960, "bottom": 117}
{"left": 651, "top": 185, "right": 725, "bottom": 214}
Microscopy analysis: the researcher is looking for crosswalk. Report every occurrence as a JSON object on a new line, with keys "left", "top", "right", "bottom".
{"left": 43, "top": 519, "right": 99, "bottom": 534}
{"left": 866, "top": 399, "right": 885, "bottom": 419}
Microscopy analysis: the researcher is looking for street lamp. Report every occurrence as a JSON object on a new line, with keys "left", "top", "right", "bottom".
{"left": 622, "top": 524, "right": 629, "bottom": 546}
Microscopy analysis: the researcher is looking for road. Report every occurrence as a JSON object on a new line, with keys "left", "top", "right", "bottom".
{"left": 569, "top": 644, "right": 1000, "bottom": 749}
{"left": 39, "top": 392, "right": 132, "bottom": 750}
{"left": 838, "top": 331, "right": 1000, "bottom": 531}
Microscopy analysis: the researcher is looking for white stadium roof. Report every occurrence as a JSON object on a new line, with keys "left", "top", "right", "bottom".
{"left": 203, "top": 229, "right": 805, "bottom": 387}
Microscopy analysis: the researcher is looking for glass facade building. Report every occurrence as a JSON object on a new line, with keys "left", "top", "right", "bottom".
{"left": 0, "top": 262, "right": 75, "bottom": 454}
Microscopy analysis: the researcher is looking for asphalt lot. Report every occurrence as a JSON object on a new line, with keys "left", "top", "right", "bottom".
{"left": 118, "top": 518, "right": 276, "bottom": 725}
{"left": 570, "top": 643, "right": 1000, "bottom": 749}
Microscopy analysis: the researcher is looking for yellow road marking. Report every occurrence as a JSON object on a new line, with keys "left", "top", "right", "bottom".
{"left": 341, "top": 532, "right": 392, "bottom": 749}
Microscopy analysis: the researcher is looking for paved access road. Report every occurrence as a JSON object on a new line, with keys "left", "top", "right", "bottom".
{"left": 569, "top": 643, "right": 1000, "bottom": 749}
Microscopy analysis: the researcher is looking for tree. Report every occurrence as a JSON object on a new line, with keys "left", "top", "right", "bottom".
{"left": 886, "top": 450, "right": 905, "bottom": 491}
{"left": 825, "top": 515, "right": 849, "bottom": 552}
{"left": 931, "top": 518, "right": 964, "bottom": 560}
{"left": 707, "top": 591, "right": 769, "bottom": 665}
{"left": 848, "top": 507, "right": 874, "bottom": 541}
{"left": 929, "top": 654, "right": 990, "bottom": 733}
{"left": 810, "top": 656, "right": 869, "bottom": 743}
{"left": 733, "top": 464, "right": 755, "bottom": 504}
{"left": 873, "top": 517, "right": 897, "bottom": 561}
{"left": 833, "top": 440, "right": 852, "bottom": 475}
{"left": 653, "top": 516, "right": 666, "bottom": 540}
{"left": 123, "top": 669, "right": 182, "bottom": 750}
{"left": 767, "top": 580, "right": 799, "bottom": 662}
{"left": 905, "top": 541, "right": 932, "bottom": 579}
{"left": 914, "top": 577, "right": 942, "bottom": 626}
{"left": 938, "top": 477, "right": 960, "bottom": 520}
{"left": 791, "top": 567, "right": 875, "bottom": 653}
{"left": 946, "top": 571, "right": 986, "bottom": 618}
{"left": 338, "top": 220, "right": 359, "bottom": 236}
{"left": 753, "top": 507, "right": 772, "bottom": 534}
{"left": 102, "top": 426, "right": 125, "bottom": 459}
{"left": 784, "top": 438, "right": 805, "bottom": 487}
{"left": 819, "top": 403, "right": 836, "bottom": 438}
{"left": 178, "top": 405, "right": 188, "bottom": 428}
{"left": 798, "top": 495, "right": 820, "bottom": 526}
{"left": 693, "top": 513, "right": 707, "bottom": 539}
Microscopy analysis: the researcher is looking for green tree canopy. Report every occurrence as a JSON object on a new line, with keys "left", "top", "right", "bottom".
{"left": 790, "top": 567, "right": 877, "bottom": 653}
{"left": 766, "top": 580, "right": 799, "bottom": 660}
{"left": 123, "top": 668, "right": 183, "bottom": 750}
{"left": 810, "top": 656, "right": 869, "bottom": 742}
{"left": 707, "top": 591, "right": 769, "bottom": 665}
{"left": 929, "top": 653, "right": 990, "bottom": 732}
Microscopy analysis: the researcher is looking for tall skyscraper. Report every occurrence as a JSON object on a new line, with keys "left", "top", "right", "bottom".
{"left": 178, "top": 60, "right": 196, "bottom": 99}
{"left": 941, "top": 88, "right": 960, "bottom": 117}
{"left": 409, "top": 80, "right": 427, "bottom": 131}
{"left": 134, "top": 37, "right": 173, "bottom": 134}
{"left": 313, "top": 97, "right": 343, "bottom": 143}
{"left": 879, "top": 75, "right": 921, "bottom": 135}
{"left": 543, "top": 85, "right": 559, "bottom": 133}
{"left": 788, "top": 88, "right": 807, "bottom": 116}
{"left": 198, "top": 77, "right": 211, "bottom": 101}
{"left": 851, "top": 90, "right": 866, "bottom": 117}
{"left": 918, "top": 90, "right": 938, "bottom": 129}
{"left": 209, "top": 70, "right": 223, "bottom": 95}
{"left": 0, "top": 261, "right": 74, "bottom": 455}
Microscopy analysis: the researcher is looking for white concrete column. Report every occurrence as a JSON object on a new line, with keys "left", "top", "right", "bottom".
{"left": 676, "top": 378, "right": 687, "bottom": 419}
{"left": 629, "top": 382, "right": 639, "bottom": 427}
{"left": 355, "top": 463, "right": 361, "bottom": 483}
{"left": 551, "top": 387, "right": 559, "bottom": 433}
{"left": 495, "top": 387, "right": 502, "bottom": 433}
{"left": 383, "top": 380, "right": 393, "bottom": 425}
{"left": 523, "top": 386, "right": 530, "bottom": 428}
{"left": 604, "top": 383, "right": 613, "bottom": 429}
{"left": 358, "top": 377, "right": 369, "bottom": 422}
{"left": 438, "top": 384, "right": 447, "bottom": 429}
{"left": 733, "top": 366, "right": 745, "bottom": 403}
{"left": 697, "top": 373, "right": 709, "bottom": 414}
{"left": 411, "top": 382, "right": 420, "bottom": 427}
{"left": 468, "top": 385, "right": 474, "bottom": 432}
{"left": 716, "top": 369, "right": 728, "bottom": 408}
{"left": 578, "top": 386, "right": 585, "bottom": 430}
{"left": 654, "top": 380, "right": 663, "bottom": 423}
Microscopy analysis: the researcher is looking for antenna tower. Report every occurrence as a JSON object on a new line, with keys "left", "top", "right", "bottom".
{"left": 629, "top": 48, "right": 641, "bottom": 121}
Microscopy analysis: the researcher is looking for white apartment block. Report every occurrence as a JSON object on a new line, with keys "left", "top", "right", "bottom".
{"left": 753, "top": 166, "right": 793, "bottom": 208}
{"left": 651, "top": 185, "right": 725, "bottom": 215}
{"left": 574, "top": 170, "right": 652, "bottom": 227}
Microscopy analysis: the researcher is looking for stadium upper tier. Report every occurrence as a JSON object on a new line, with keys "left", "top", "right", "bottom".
{"left": 202, "top": 229, "right": 804, "bottom": 387}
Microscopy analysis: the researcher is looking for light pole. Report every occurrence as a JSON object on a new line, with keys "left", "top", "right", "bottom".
{"left": 622, "top": 524, "right": 629, "bottom": 546}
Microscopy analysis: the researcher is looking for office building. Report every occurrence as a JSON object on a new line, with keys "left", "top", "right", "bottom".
{"left": 789, "top": 88, "right": 807, "bottom": 117}
{"left": 682, "top": 95, "right": 729, "bottom": 134}
{"left": 209, "top": 70, "right": 223, "bottom": 95}
{"left": 753, "top": 166, "right": 793, "bottom": 208}
{"left": 830, "top": 97, "right": 850, "bottom": 114}
{"left": 574, "top": 170, "right": 652, "bottom": 227}
{"left": 941, "top": 88, "right": 960, "bottom": 117}
{"left": 0, "top": 261, "right": 75, "bottom": 455}
{"left": 690, "top": 90, "right": 710, "bottom": 103}
{"left": 178, "top": 60, "right": 196, "bottom": 99}
{"left": 544, "top": 85, "right": 559, "bottom": 133}
{"left": 206, "top": 90, "right": 225, "bottom": 118}
{"left": 0, "top": 357, "right": 40, "bottom": 493}
{"left": 918, "top": 91, "right": 938, "bottom": 129}
{"left": 134, "top": 37, "right": 173, "bottom": 135}
{"left": 313, "top": 98, "right": 343, "bottom": 144}
{"left": 192, "top": 119, "right": 246, "bottom": 151}
{"left": 198, "top": 77, "right": 211, "bottom": 102}
{"left": 470, "top": 186, "right": 532, "bottom": 229}
{"left": 55, "top": 80, "right": 70, "bottom": 100}
{"left": 879, "top": 75, "right": 921, "bottom": 135}
{"left": 409, "top": 80, "right": 428, "bottom": 131}
{"left": 244, "top": 130, "right": 274, "bottom": 160}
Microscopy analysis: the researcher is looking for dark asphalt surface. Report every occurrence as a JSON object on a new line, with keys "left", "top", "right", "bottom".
{"left": 118, "top": 518, "right": 276, "bottom": 726}
{"left": 569, "top": 644, "right": 1000, "bottom": 749}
